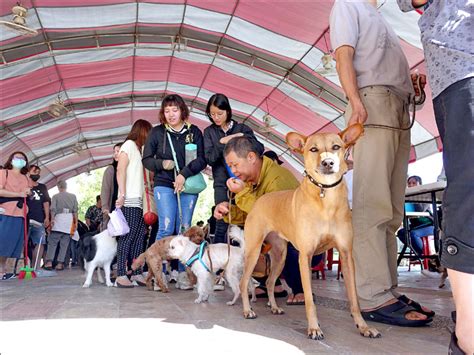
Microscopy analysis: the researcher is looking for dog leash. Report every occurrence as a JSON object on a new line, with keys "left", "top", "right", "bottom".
{"left": 215, "top": 191, "right": 235, "bottom": 282}
{"left": 363, "top": 73, "right": 426, "bottom": 131}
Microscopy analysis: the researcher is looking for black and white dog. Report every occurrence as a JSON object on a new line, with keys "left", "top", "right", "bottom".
{"left": 79, "top": 230, "right": 117, "bottom": 288}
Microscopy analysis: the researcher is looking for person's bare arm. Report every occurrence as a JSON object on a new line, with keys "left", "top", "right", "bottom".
{"left": 335, "top": 45, "right": 367, "bottom": 126}
{"left": 116, "top": 152, "right": 129, "bottom": 208}
{"left": 43, "top": 201, "right": 50, "bottom": 227}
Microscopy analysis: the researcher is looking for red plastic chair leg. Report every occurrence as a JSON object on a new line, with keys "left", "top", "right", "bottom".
{"left": 327, "top": 248, "right": 334, "bottom": 271}
{"left": 421, "top": 236, "right": 430, "bottom": 270}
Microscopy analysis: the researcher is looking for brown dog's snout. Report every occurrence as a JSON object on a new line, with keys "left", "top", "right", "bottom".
{"left": 321, "top": 158, "right": 334, "bottom": 168}
{"left": 321, "top": 158, "right": 335, "bottom": 174}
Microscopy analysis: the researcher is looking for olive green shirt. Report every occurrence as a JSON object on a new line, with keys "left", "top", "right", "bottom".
{"left": 227, "top": 156, "right": 299, "bottom": 225}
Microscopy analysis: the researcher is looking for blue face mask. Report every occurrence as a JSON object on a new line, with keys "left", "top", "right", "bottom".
{"left": 12, "top": 158, "right": 26, "bottom": 169}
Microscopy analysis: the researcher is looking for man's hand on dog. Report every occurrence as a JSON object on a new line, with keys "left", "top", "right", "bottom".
{"left": 214, "top": 202, "right": 229, "bottom": 220}
{"left": 226, "top": 177, "right": 245, "bottom": 193}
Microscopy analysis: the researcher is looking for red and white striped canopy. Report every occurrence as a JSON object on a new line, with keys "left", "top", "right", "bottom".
{"left": 0, "top": 0, "right": 441, "bottom": 188}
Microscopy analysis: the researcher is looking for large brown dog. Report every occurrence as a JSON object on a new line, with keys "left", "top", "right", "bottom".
{"left": 131, "top": 226, "right": 204, "bottom": 292}
{"left": 239, "top": 124, "right": 380, "bottom": 340}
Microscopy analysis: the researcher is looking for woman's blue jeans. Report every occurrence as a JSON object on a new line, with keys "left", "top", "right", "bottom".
{"left": 154, "top": 186, "right": 198, "bottom": 272}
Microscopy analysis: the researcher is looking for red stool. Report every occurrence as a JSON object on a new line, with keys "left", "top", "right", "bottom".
{"left": 408, "top": 236, "right": 430, "bottom": 271}
{"left": 312, "top": 259, "right": 326, "bottom": 280}
{"left": 327, "top": 248, "right": 340, "bottom": 271}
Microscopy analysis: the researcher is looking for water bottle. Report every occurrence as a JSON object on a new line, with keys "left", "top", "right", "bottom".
{"left": 185, "top": 143, "right": 197, "bottom": 165}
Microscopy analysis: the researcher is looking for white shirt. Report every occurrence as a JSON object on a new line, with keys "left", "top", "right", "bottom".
{"left": 120, "top": 140, "right": 144, "bottom": 205}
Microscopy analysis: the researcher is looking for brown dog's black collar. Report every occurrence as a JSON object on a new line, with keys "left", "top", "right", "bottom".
{"left": 303, "top": 170, "right": 344, "bottom": 198}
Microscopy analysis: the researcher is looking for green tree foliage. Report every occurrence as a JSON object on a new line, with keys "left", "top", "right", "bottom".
{"left": 74, "top": 168, "right": 105, "bottom": 222}
{"left": 192, "top": 175, "right": 215, "bottom": 227}
{"left": 61, "top": 168, "right": 215, "bottom": 226}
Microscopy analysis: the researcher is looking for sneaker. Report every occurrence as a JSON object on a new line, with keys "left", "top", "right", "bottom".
{"left": 213, "top": 276, "right": 226, "bottom": 291}
{"left": 176, "top": 272, "right": 193, "bottom": 290}
{"left": 169, "top": 270, "right": 179, "bottom": 284}
{"left": 1, "top": 273, "right": 16, "bottom": 281}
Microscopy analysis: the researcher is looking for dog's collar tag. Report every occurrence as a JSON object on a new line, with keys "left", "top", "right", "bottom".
{"left": 303, "top": 170, "right": 343, "bottom": 199}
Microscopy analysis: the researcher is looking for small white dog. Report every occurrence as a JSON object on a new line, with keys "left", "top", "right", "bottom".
{"left": 168, "top": 224, "right": 256, "bottom": 305}
{"left": 80, "top": 230, "right": 117, "bottom": 288}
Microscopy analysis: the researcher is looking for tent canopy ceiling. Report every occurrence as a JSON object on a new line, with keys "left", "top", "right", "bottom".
{"left": 0, "top": 0, "right": 441, "bottom": 188}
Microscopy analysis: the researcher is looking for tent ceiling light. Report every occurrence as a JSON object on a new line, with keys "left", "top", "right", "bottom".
{"left": 48, "top": 97, "right": 69, "bottom": 118}
{"left": 0, "top": 4, "right": 38, "bottom": 36}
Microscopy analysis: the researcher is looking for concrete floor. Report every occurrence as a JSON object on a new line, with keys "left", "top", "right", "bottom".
{"left": 0, "top": 266, "right": 453, "bottom": 355}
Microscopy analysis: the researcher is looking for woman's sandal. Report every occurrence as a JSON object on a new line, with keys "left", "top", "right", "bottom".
{"left": 361, "top": 300, "right": 433, "bottom": 327}
{"left": 398, "top": 295, "right": 435, "bottom": 318}
{"left": 43, "top": 262, "right": 53, "bottom": 271}
{"left": 449, "top": 332, "right": 466, "bottom": 355}
{"left": 255, "top": 286, "right": 288, "bottom": 299}
{"left": 286, "top": 293, "right": 315, "bottom": 306}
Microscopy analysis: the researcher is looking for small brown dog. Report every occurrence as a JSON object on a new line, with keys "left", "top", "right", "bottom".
{"left": 131, "top": 226, "right": 205, "bottom": 292}
{"left": 239, "top": 124, "right": 380, "bottom": 340}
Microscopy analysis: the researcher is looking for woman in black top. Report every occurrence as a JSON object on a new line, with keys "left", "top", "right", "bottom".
{"left": 203, "top": 94, "right": 264, "bottom": 243}
{"left": 143, "top": 95, "right": 206, "bottom": 239}
{"left": 143, "top": 94, "right": 206, "bottom": 290}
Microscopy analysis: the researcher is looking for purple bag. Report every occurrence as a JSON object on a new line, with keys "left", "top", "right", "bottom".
{"left": 107, "top": 208, "right": 130, "bottom": 236}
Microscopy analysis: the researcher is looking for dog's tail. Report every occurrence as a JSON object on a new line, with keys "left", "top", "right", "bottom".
{"left": 131, "top": 252, "right": 146, "bottom": 271}
{"left": 227, "top": 225, "right": 245, "bottom": 248}
{"left": 78, "top": 231, "right": 98, "bottom": 269}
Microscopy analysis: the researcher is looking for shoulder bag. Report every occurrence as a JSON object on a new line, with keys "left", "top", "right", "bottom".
{"left": 166, "top": 131, "right": 207, "bottom": 195}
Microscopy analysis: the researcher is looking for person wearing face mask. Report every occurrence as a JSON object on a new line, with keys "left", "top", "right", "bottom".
{"left": 0, "top": 151, "right": 32, "bottom": 280}
{"left": 26, "top": 165, "right": 51, "bottom": 270}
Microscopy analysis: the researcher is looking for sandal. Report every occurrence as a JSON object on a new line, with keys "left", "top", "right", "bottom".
{"left": 361, "top": 300, "right": 433, "bottom": 327}
{"left": 114, "top": 276, "right": 134, "bottom": 288}
{"left": 255, "top": 286, "right": 288, "bottom": 299}
{"left": 398, "top": 295, "right": 435, "bottom": 318}
{"left": 449, "top": 332, "right": 465, "bottom": 355}
{"left": 286, "top": 293, "right": 314, "bottom": 306}
{"left": 43, "top": 262, "right": 53, "bottom": 271}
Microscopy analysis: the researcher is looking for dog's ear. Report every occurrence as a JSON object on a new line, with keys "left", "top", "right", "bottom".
{"left": 286, "top": 132, "right": 307, "bottom": 153}
{"left": 338, "top": 123, "right": 364, "bottom": 147}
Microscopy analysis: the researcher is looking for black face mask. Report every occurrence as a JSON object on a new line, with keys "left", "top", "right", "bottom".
{"left": 30, "top": 174, "right": 40, "bottom": 182}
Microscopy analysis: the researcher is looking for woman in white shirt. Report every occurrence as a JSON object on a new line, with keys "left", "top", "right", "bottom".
{"left": 115, "top": 119, "right": 152, "bottom": 288}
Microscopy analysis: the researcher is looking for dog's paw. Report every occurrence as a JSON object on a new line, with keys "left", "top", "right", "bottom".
{"left": 106, "top": 282, "right": 113, "bottom": 287}
{"left": 226, "top": 301, "right": 235, "bottom": 306}
{"left": 308, "top": 327, "right": 324, "bottom": 341}
{"left": 82, "top": 282, "right": 91, "bottom": 288}
{"left": 161, "top": 287, "right": 169, "bottom": 293}
{"left": 271, "top": 306, "right": 285, "bottom": 315}
{"left": 194, "top": 297, "right": 206, "bottom": 304}
{"left": 243, "top": 309, "right": 257, "bottom": 319}
{"left": 359, "top": 326, "right": 381, "bottom": 339}
{"left": 251, "top": 297, "right": 257, "bottom": 303}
